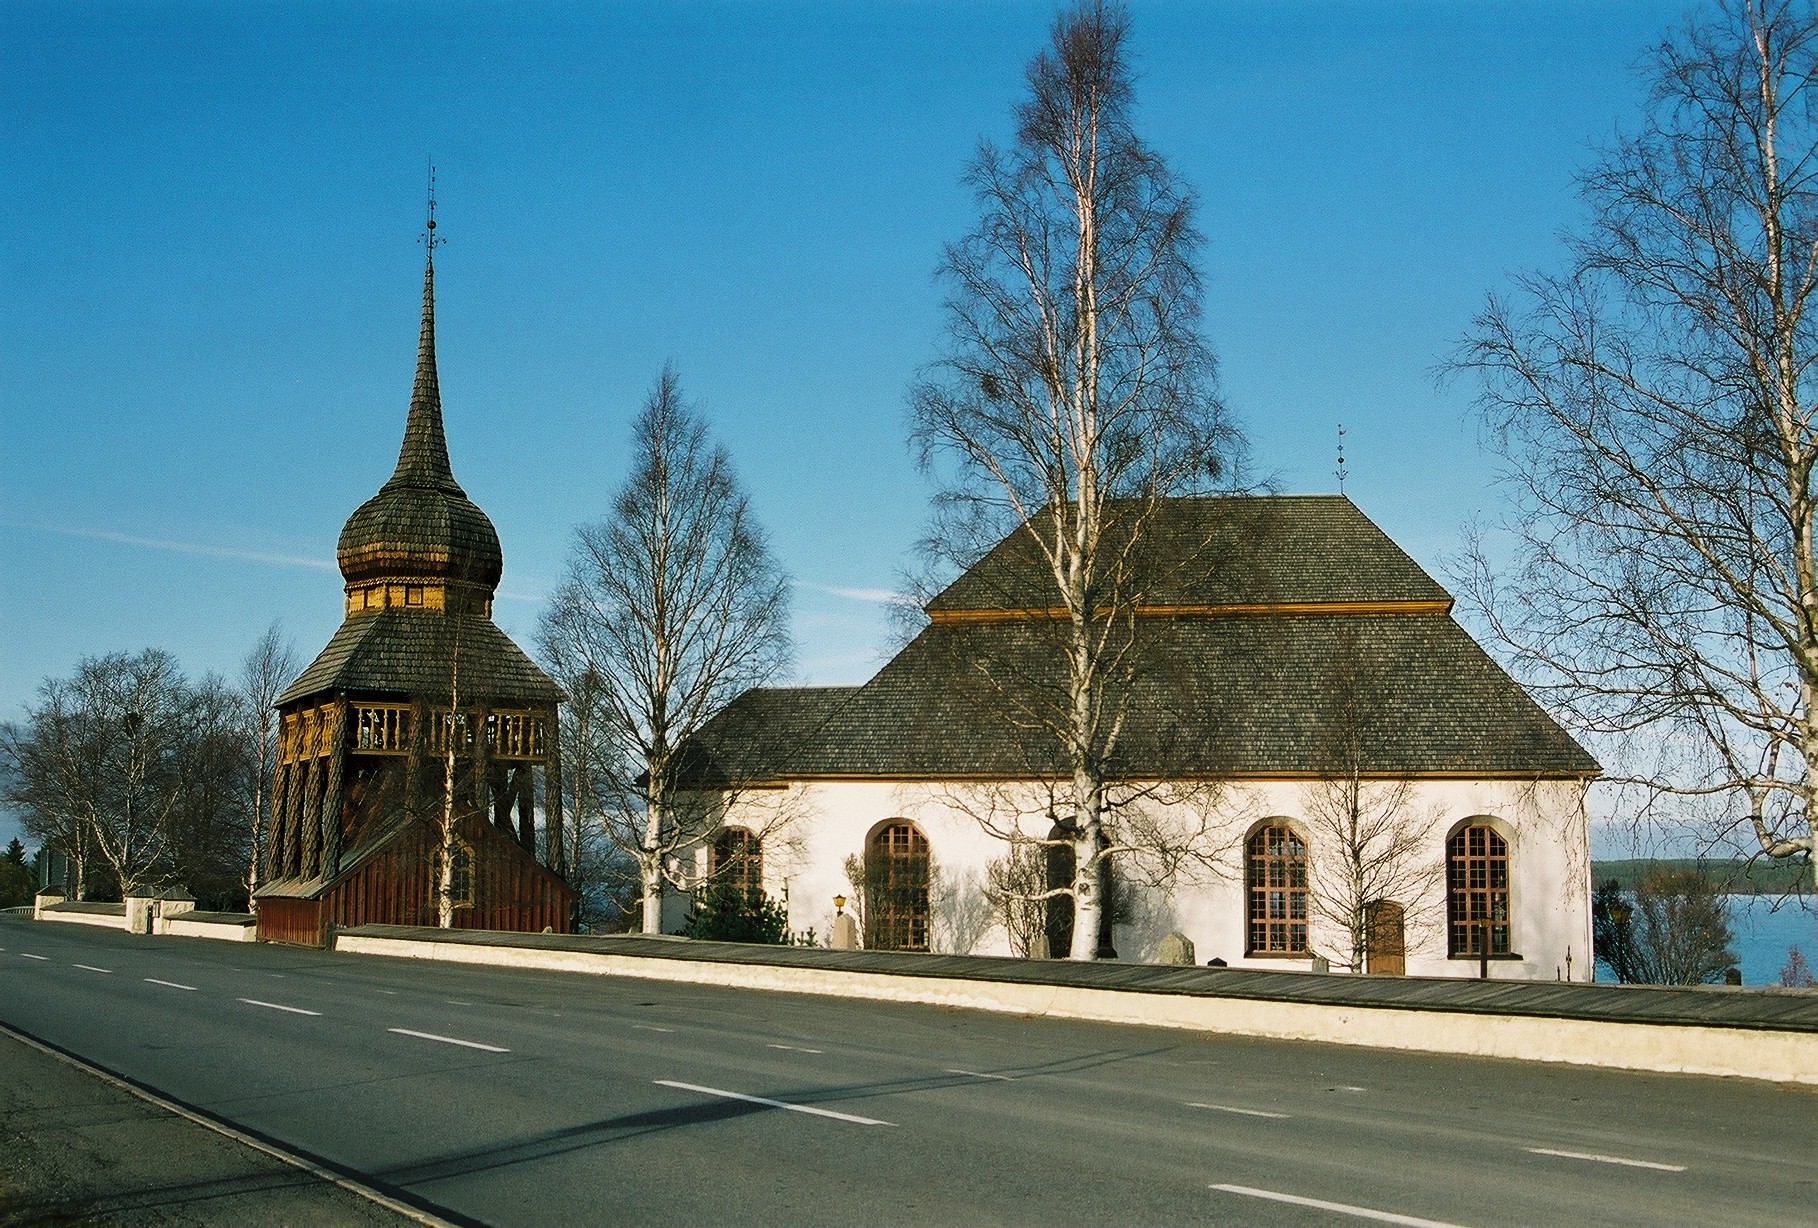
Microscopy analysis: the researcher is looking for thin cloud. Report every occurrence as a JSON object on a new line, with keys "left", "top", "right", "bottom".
{"left": 795, "top": 581, "right": 905, "bottom": 605}
{"left": 11, "top": 523, "right": 336, "bottom": 571}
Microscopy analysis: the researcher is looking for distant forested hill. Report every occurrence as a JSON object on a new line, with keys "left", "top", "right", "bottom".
{"left": 1592, "top": 858, "right": 1813, "bottom": 895}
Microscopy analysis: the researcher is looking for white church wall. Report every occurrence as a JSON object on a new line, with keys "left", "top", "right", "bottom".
{"left": 702, "top": 773, "right": 1591, "bottom": 981}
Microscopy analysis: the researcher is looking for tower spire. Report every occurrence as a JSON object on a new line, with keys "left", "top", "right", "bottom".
{"left": 387, "top": 167, "right": 459, "bottom": 493}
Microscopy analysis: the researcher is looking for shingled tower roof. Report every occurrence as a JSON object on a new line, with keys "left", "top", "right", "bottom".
{"left": 335, "top": 252, "right": 504, "bottom": 592}
{"left": 279, "top": 244, "right": 559, "bottom": 708}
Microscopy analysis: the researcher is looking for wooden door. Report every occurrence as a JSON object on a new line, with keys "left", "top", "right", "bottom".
{"left": 1365, "top": 900, "right": 1406, "bottom": 975}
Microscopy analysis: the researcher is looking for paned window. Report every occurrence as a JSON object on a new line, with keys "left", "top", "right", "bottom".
{"left": 865, "top": 822, "right": 931, "bottom": 952}
{"left": 712, "top": 828, "right": 763, "bottom": 897}
{"left": 1447, "top": 824, "right": 1511, "bottom": 956}
{"left": 1246, "top": 825, "right": 1308, "bottom": 955}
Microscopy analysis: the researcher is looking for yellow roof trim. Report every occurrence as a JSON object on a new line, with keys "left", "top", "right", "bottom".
{"left": 926, "top": 599, "right": 1455, "bottom": 623}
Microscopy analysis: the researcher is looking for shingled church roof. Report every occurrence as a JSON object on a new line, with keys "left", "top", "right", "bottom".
{"left": 680, "top": 497, "right": 1598, "bottom": 785}
{"left": 927, "top": 495, "right": 1452, "bottom": 612}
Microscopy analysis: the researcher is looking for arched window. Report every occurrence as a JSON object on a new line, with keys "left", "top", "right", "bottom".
{"left": 711, "top": 827, "right": 762, "bottom": 897}
{"left": 1448, "top": 823, "right": 1511, "bottom": 957}
{"left": 865, "top": 822, "right": 930, "bottom": 952}
{"left": 1246, "top": 824, "right": 1308, "bottom": 956}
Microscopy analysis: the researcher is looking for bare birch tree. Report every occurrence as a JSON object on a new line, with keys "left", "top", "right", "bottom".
{"left": 537, "top": 654, "right": 636, "bottom": 929}
{"left": 435, "top": 615, "right": 466, "bottom": 929}
{"left": 1300, "top": 645, "right": 1444, "bottom": 972}
{"left": 0, "top": 650, "right": 240, "bottom": 899}
{"left": 2, "top": 677, "right": 103, "bottom": 898}
{"left": 238, "top": 623, "right": 296, "bottom": 907}
{"left": 539, "top": 366, "right": 793, "bottom": 934}
{"left": 909, "top": 1, "right": 1242, "bottom": 957}
{"left": 1456, "top": 0, "right": 1817, "bottom": 864}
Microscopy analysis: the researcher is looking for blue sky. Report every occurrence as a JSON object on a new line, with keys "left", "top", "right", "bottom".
{"left": 1, "top": 1, "right": 1685, "bottom": 850}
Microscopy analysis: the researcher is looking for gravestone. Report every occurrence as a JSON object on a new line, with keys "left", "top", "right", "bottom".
{"left": 1155, "top": 931, "right": 1195, "bottom": 965}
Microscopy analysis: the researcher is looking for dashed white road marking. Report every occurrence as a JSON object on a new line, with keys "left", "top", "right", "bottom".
{"left": 1211, "top": 1184, "right": 1468, "bottom": 1228}
{"left": 655, "top": 1079, "right": 894, "bottom": 1126}
{"left": 20, "top": 953, "right": 48, "bottom": 961}
{"left": 446, "top": 1000, "right": 473, "bottom": 1006}
{"left": 948, "top": 1069, "right": 1015, "bottom": 1081}
{"left": 388, "top": 1028, "right": 509, "bottom": 1053}
{"left": 1188, "top": 1101, "right": 1290, "bottom": 1119}
{"left": 766, "top": 1043, "right": 823, "bottom": 1054}
{"left": 238, "top": 998, "right": 321, "bottom": 1016}
{"left": 72, "top": 964, "right": 112, "bottom": 974}
{"left": 375, "top": 989, "right": 399, "bottom": 996}
{"left": 633, "top": 1024, "right": 675, "bottom": 1033}
{"left": 144, "top": 978, "right": 197, "bottom": 991}
{"left": 1526, "top": 1146, "right": 1686, "bottom": 1172}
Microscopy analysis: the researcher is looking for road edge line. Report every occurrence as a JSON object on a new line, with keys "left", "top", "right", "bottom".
{"left": 0, "top": 1020, "right": 472, "bottom": 1228}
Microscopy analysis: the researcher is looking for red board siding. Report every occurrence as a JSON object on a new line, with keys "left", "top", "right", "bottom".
{"left": 257, "top": 898, "right": 326, "bottom": 947}
{"left": 262, "top": 813, "right": 575, "bottom": 947}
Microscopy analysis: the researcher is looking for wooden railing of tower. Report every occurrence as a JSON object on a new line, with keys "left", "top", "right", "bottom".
{"left": 260, "top": 696, "right": 574, "bottom": 942}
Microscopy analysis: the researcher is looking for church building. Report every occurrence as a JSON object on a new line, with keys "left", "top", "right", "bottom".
{"left": 680, "top": 496, "right": 1601, "bottom": 979}
{"left": 255, "top": 232, "right": 574, "bottom": 946}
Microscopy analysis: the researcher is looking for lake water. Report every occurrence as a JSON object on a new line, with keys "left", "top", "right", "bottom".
{"left": 1592, "top": 894, "right": 1816, "bottom": 985}
{"left": 1728, "top": 894, "right": 1817, "bottom": 986}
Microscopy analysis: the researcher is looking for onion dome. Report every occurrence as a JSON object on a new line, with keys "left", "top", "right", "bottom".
{"left": 337, "top": 253, "right": 503, "bottom": 593}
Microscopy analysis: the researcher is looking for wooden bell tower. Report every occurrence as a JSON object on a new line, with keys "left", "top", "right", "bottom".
{"left": 255, "top": 204, "right": 574, "bottom": 946}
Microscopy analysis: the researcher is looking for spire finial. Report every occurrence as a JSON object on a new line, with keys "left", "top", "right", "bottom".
{"left": 1335, "top": 422, "right": 1349, "bottom": 494}
{"left": 422, "top": 163, "right": 442, "bottom": 256}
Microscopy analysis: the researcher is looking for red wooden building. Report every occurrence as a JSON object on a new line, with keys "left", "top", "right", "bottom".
{"left": 255, "top": 231, "right": 574, "bottom": 945}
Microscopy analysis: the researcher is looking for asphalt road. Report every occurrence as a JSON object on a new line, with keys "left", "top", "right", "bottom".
{"left": 1, "top": 915, "right": 1811, "bottom": 1228}
{"left": 0, "top": 1023, "right": 422, "bottom": 1228}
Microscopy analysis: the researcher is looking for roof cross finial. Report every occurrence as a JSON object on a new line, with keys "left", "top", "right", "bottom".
{"left": 1335, "top": 422, "right": 1349, "bottom": 494}
{"left": 422, "top": 163, "right": 442, "bottom": 255}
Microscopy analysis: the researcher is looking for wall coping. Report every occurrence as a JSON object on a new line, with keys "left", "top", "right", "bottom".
{"left": 333, "top": 926, "right": 1817, "bottom": 1034}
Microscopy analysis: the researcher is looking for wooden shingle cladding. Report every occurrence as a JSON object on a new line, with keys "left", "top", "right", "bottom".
{"left": 257, "top": 248, "right": 570, "bottom": 945}
{"left": 279, "top": 611, "right": 563, "bottom": 709}
{"left": 335, "top": 254, "right": 504, "bottom": 593}
{"left": 679, "top": 497, "right": 1598, "bottom": 787}
{"left": 925, "top": 495, "right": 1454, "bottom": 614}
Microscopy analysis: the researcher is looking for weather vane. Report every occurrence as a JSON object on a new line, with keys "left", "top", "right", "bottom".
{"left": 1336, "top": 422, "right": 1348, "bottom": 493}
{"left": 421, "top": 163, "right": 442, "bottom": 254}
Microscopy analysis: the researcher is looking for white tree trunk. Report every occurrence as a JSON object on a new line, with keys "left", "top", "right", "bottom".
{"left": 437, "top": 719, "right": 457, "bottom": 929}
{"left": 1068, "top": 819, "right": 1100, "bottom": 961}
{"left": 640, "top": 796, "right": 665, "bottom": 934}
{"left": 640, "top": 857, "right": 664, "bottom": 935}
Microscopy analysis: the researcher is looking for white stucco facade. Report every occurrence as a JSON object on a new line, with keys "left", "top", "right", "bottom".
{"left": 694, "top": 773, "right": 1593, "bottom": 981}
{"left": 673, "top": 497, "right": 1600, "bottom": 982}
